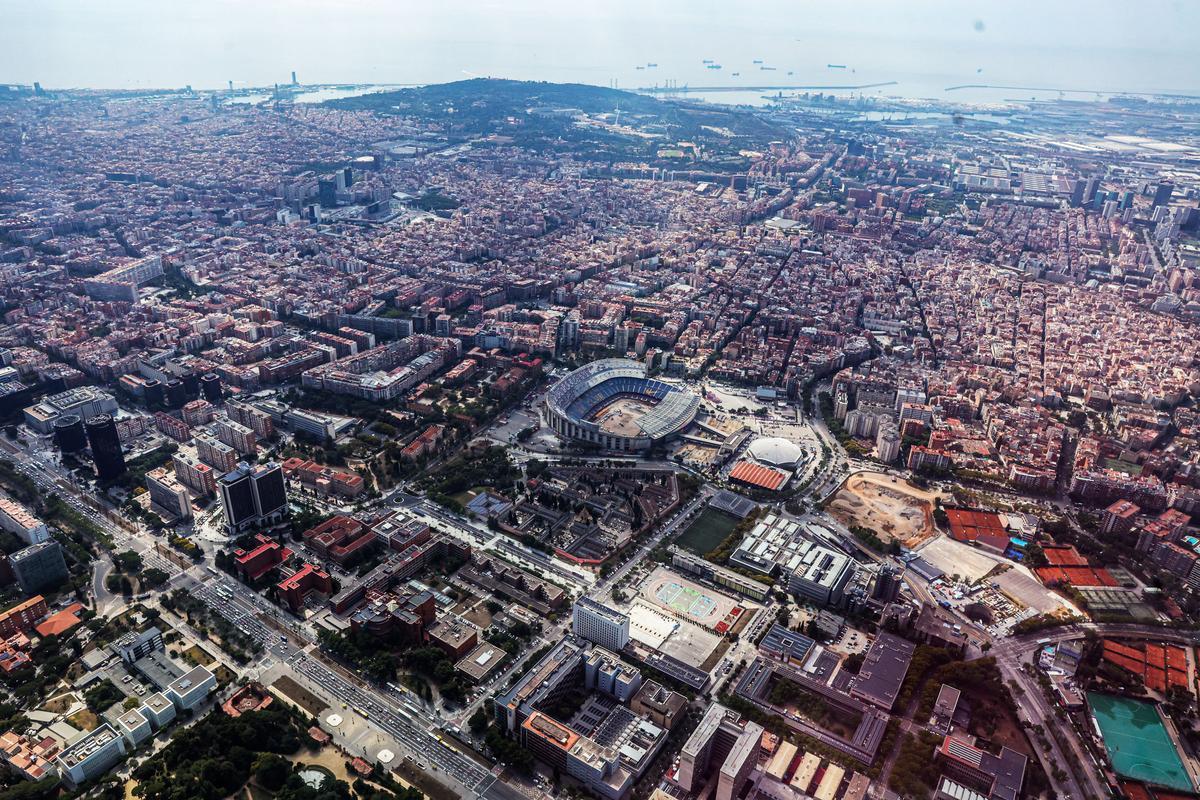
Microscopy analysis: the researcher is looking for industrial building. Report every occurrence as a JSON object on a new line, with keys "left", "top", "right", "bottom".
{"left": 729, "top": 514, "right": 858, "bottom": 608}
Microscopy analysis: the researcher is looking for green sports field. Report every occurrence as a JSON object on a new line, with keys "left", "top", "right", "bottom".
{"left": 674, "top": 508, "right": 738, "bottom": 555}
{"left": 1089, "top": 692, "right": 1193, "bottom": 792}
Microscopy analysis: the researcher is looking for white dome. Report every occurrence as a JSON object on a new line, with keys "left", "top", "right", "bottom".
{"left": 748, "top": 437, "right": 804, "bottom": 468}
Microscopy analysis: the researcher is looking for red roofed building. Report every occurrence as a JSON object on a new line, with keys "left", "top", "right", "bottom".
{"left": 401, "top": 424, "right": 446, "bottom": 461}
{"left": 1101, "top": 500, "right": 1140, "bottom": 536}
{"left": 908, "top": 446, "right": 952, "bottom": 473}
{"left": 234, "top": 536, "right": 293, "bottom": 582}
{"left": 0, "top": 596, "right": 47, "bottom": 638}
{"left": 489, "top": 366, "right": 528, "bottom": 402}
{"left": 222, "top": 682, "right": 274, "bottom": 717}
{"left": 1136, "top": 509, "right": 1191, "bottom": 555}
{"left": 281, "top": 458, "right": 365, "bottom": 499}
{"left": 34, "top": 602, "right": 84, "bottom": 638}
{"left": 729, "top": 460, "right": 788, "bottom": 492}
{"left": 278, "top": 563, "right": 333, "bottom": 612}
{"left": 0, "top": 633, "right": 31, "bottom": 674}
{"left": 304, "top": 516, "right": 377, "bottom": 567}
{"left": 0, "top": 731, "right": 59, "bottom": 780}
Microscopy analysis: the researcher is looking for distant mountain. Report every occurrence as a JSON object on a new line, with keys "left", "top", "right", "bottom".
{"left": 326, "top": 78, "right": 663, "bottom": 117}
{"left": 326, "top": 78, "right": 789, "bottom": 161}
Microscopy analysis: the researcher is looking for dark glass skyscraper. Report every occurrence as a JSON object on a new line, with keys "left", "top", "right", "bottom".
{"left": 218, "top": 461, "right": 288, "bottom": 535}
{"left": 53, "top": 414, "right": 87, "bottom": 453}
{"left": 85, "top": 414, "right": 126, "bottom": 480}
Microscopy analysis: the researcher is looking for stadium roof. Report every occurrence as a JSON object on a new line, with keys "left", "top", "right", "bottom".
{"left": 546, "top": 358, "right": 699, "bottom": 441}
{"left": 747, "top": 436, "right": 805, "bottom": 468}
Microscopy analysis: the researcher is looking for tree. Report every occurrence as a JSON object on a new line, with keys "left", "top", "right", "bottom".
{"left": 141, "top": 567, "right": 170, "bottom": 588}
{"left": 253, "top": 753, "right": 291, "bottom": 792}
{"left": 468, "top": 708, "right": 490, "bottom": 735}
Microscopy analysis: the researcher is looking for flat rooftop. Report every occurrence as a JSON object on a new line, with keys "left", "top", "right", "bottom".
{"left": 849, "top": 632, "right": 915, "bottom": 711}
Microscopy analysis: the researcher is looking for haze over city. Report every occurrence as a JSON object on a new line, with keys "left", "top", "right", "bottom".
{"left": 4, "top": 0, "right": 1200, "bottom": 100}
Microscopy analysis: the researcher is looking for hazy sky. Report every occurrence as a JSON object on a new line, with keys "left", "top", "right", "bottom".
{"left": 3, "top": 0, "right": 1198, "bottom": 96}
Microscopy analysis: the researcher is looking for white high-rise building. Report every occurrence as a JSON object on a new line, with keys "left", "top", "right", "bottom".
{"left": 572, "top": 597, "right": 630, "bottom": 652}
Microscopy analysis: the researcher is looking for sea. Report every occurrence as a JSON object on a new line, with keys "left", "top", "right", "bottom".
{"left": 5, "top": 1, "right": 1199, "bottom": 108}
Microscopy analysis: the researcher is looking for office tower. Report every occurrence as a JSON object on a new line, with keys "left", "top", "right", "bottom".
{"left": 343, "top": 167, "right": 353, "bottom": 188}
{"left": 1083, "top": 175, "right": 1100, "bottom": 205}
{"left": 85, "top": 414, "right": 126, "bottom": 480}
{"left": 572, "top": 597, "right": 630, "bottom": 651}
{"left": 218, "top": 462, "right": 288, "bottom": 535}
{"left": 10, "top": 540, "right": 68, "bottom": 594}
{"left": 1069, "top": 179, "right": 1085, "bottom": 207}
{"left": 1119, "top": 190, "right": 1135, "bottom": 210}
{"left": 872, "top": 565, "right": 901, "bottom": 603}
{"left": 164, "top": 379, "right": 186, "bottom": 409}
{"left": 200, "top": 373, "right": 222, "bottom": 403}
{"left": 291, "top": 70, "right": 298, "bottom": 86}
{"left": 52, "top": 414, "right": 87, "bottom": 453}
{"left": 181, "top": 372, "right": 200, "bottom": 398}
{"left": 1153, "top": 182, "right": 1174, "bottom": 207}
{"left": 318, "top": 179, "right": 337, "bottom": 208}
{"left": 143, "top": 379, "right": 164, "bottom": 408}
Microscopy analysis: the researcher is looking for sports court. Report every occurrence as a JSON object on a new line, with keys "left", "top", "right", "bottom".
{"left": 639, "top": 566, "right": 745, "bottom": 634}
{"left": 1089, "top": 692, "right": 1193, "bottom": 792}
{"left": 656, "top": 579, "right": 717, "bottom": 618}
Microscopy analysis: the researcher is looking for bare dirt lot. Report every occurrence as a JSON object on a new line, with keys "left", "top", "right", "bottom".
{"left": 271, "top": 674, "right": 329, "bottom": 717}
{"left": 827, "top": 471, "right": 945, "bottom": 548}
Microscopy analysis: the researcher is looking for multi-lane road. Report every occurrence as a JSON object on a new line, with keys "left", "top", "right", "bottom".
{"left": 0, "top": 435, "right": 523, "bottom": 799}
{"left": 188, "top": 571, "right": 520, "bottom": 800}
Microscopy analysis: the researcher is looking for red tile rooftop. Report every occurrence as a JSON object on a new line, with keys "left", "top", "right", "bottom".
{"left": 729, "top": 460, "right": 788, "bottom": 491}
{"left": 34, "top": 603, "right": 84, "bottom": 638}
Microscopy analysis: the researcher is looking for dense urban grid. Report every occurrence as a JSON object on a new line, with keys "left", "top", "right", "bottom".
{"left": 0, "top": 75, "right": 1197, "bottom": 800}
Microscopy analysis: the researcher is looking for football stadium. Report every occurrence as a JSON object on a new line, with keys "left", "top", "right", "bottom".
{"left": 545, "top": 359, "right": 700, "bottom": 452}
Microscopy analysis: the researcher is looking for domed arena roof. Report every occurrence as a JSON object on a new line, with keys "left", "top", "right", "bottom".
{"left": 747, "top": 436, "right": 805, "bottom": 468}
